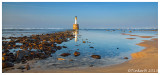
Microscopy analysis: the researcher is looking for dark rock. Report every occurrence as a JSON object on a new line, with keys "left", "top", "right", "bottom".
{"left": 90, "top": 47, "right": 94, "bottom": 48}
{"left": 56, "top": 46, "right": 62, "bottom": 50}
{"left": 91, "top": 55, "right": 101, "bottom": 59}
{"left": 62, "top": 46, "right": 67, "bottom": 48}
{"left": 29, "top": 51, "right": 36, "bottom": 59}
{"left": 36, "top": 52, "right": 47, "bottom": 59}
{"left": 17, "top": 66, "right": 25, "bottom": 70}
{"left": 44, "top": 51, "right": 51, "bottom": 56}
{"left": 11, "top": 67, "right": 15, "bottom": 69}
{"left": 21, "top": 59, "right": 27, "bottom": 64}
{"left": 26, "top": 63, "right": 30, "bottom": 70}
{"left": 16, "top": 50, "right": 30, "bottom": 61}
{"left": 74, "top": 51, "right": 80, "bottom": 56}
{"left": 117, "top": 48, "right": 119, "bottom": 49}
{"left": 2, "top": 56, "right": 5, "bottom": 61}
{"left": 69, "top": 59, "right": 73, "bottom": 61}
{"left": 2, "top": 62, "right": 14, "bottom": 69}
{"left": 89, "top": 65, "right": 94, "bottom": 67}
{"left": 124, "top": 57, "right": 129, "bottom": 59}
{"left": 55, "top": 40, "right": 62, "bottom": 44}
{"left": 60, "top": 53, "right": 71, "bottom": 57}
{"left": 51, "top": 50, "right": 56, "bottom": 53}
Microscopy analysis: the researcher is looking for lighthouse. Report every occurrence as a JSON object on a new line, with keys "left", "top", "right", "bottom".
{"left": 73, "top": 16, "right": 79, "bottom": 29}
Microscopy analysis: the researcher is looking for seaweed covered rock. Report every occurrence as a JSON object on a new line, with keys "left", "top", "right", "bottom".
{"left": 15, "top": 50, "right": 30, "bottom": 62}
{"left": 57, "top": 58, "right": 65, "bottom": 60}
{"left": 91, "top": 55, "right": 101, "bottom": 59}
{"left": 74, "top": 51, "right": 80, "bottom": 56}
{"left": 2, "top": 62, "right": 14, "bottom": 69}
{"left": 60, "top": 53, "right": 71, "bottom": 57}
{"left": 2, "top": 30, "right": 75, "bottom": 69}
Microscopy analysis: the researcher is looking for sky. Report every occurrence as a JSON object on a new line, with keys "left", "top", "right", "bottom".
{"left": 2, "top": 2, "right": 158, "bottom": 29}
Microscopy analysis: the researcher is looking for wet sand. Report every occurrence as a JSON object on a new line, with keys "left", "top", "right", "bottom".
{"left": 126, "top": 38, "right": 136, "bottom": 40}
{"left": 6, "top": 37, "right": 158, "bottom": 73}
{"left": 121, "top": 33, "right": 154, "bottom": 38}
{"left": 138, "top": 36, "right": 154, "bottom": 38}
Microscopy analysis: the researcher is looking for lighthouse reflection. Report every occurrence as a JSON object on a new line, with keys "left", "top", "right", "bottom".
{"left": 74, "top": 30, "right": 79, "bottom": 42}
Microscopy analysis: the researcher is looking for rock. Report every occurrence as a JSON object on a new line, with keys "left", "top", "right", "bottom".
{"left": 69, "top": 59, "right": 73, "bottom": 61}
{"left": 51, "top": 50, "right": 56, "bottom": 53}
{"left": 2, "top": 53, "right": 7, "bottom": 56}
{"left": 29, "top": 51, "right": 36, "bottom": 59}
{"left": 74, "top": 51, "right": 80, "bottom": 56}
{"left": 2, "top": 62, "right": 14, "bottom": 69}
{"left": 62, "top": 46, "right": 67, "bottom": 48}
{"left": 91, "top": 55, "right": 101, "bottom": 59}
{"left": 2, "top": 53, "right": 15, "bottom": 62}
{"left": 2, "top": 57, "right": 5, "bottom": 61}
{"left": 90, "top": 47, "right": 94, "bottom": 48}
{"left": 83, "top": 41, "right": 86, "bottom": 43}
{"left": 56, "top": 46, "right": 62, "bottom": 50}
{"left": 57, "top": 58, "right": 65, "bottom": 60}
{"left": 17, "top": 66, "right": 25, "bottom": 70}
{"left": 36, "top": 53, "right": 47, "bottom": 59}
{"left": 124, "top": 57, "right": 129, "bottom": 59}
{"left": 60, "top": 53, "right": 71, "bottom": 57}
{"left": 16, "top": 50, "right": 30, "bottom": 61}
{"left": 11, "top": 67, "right": 15, "bottom": 69}
{"left": 44, "top": 51, "right": 51, "bottom": 56}
{"left": 21, "top": 59, "right": 27, "bottom": 64}
{"left": 89, "top": 65, "right": 94, "bottom": 67}
{"left": 26, "top": 63, "right": 30, "bottom": 70}
{"left": 55, "top": 40, "right": 62, "bottom": 44}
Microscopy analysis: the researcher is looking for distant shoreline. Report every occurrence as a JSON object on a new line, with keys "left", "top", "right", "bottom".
{"left": 2, "top": 28, "right": 158, "bottom": 30}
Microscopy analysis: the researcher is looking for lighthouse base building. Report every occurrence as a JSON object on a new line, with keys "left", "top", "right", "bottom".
{"left": 73, "top": 16, "right": 79, "bottom": 30}
{"left": 73, "top": 24, "right": 79, "bottom": 30}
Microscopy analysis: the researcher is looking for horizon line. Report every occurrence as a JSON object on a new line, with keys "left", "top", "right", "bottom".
{"left": 2, "top": 28, "right": 158, "bottom": 30}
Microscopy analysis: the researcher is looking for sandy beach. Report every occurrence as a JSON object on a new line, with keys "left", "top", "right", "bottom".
{"left": 5, "top": 37, "right": 158, "bottom": 73}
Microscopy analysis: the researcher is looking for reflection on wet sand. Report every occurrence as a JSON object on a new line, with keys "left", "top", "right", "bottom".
{"left": 74, "top": 30, "right": 79, "bottom": 42}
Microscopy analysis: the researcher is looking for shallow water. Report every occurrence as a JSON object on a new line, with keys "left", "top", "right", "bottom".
{"left": 2, "top": 29, "right": 158, "bottom": 70}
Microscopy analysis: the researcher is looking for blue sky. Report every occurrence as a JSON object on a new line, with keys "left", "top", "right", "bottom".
{"left": 2, "top": 2, "right": 158, "bottom": 29}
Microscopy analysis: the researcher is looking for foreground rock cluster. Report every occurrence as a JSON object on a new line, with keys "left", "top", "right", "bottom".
{"left": 2, "top": 29, "right": 104, "bottom": 71}
{"left": 2, "top": 30, "right": 75, "bottom": 69}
